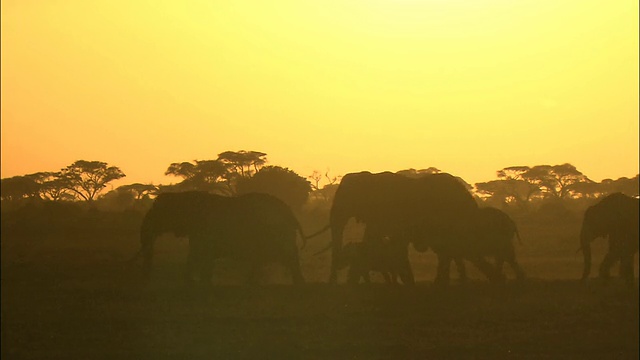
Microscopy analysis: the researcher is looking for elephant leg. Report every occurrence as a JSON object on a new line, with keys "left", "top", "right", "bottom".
{"left": 347, "top": 266, "right": 360, "bottom": 285}
{"left": 329, "top": 269, "right": 338, "bottom": 284}
{"left": 495, "top": 257, "right": 505, "bottom": 278}
{"left": 598, "top": 251, "right": 617, "bottom": 281}
{"left": 398, "top": 255, "right": 415, "bottom": 286}
{"left": 391, "top": 270, "right": 401, "bottom": 285}
{"left": 200, "top": 262, "right": 214, "bottom": 287}
{"left": 434, "top": 254, "right": 452, "bottom": 287}
{"left": 185, "top": 247, "right": 199, "bottom": 286}
{"left": 454, "top": 257, "right": 467, "bottom": 284}
{"left": 286, "top": 256, "right": 305, "bottom": 285}
{"left": 390, "top": 272, "right": 399, "bottom": 285}
{"left": 382, "top": 271, "right": 394, "bottom": 284}
{"left": 363, "top": 270, "right": 373, "bottom": 284}
{"left": 470, "top": 256, "right": 503, "bottom": 284}
{"left": 502, "top": 249, "right": 526, "bottom": 282}
{"left": 619, "top": 254, "right": 634, "bottom": 285}
{"left": 508, "top": 259, "right": 526, "bottom": 282}
{"left": 246, "top": 263, "right": 262, "bottom": 286}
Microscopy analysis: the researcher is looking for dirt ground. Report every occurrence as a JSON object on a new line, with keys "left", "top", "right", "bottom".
{"left": 2, "top": 216, "right": 638, "bottom": 359}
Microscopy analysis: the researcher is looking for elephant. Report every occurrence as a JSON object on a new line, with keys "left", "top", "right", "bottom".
{"left": 327, "top": 171, "right": 502, "bottom": 286}
{"left": 468, "top": 207, "right": 526, "bottom": 282}
{"left": 579, "top": 192, "right": 639, "bottom": 284}
{"left": 331, "top": 224, "right": 412, "bottom": 285}
{"left": 132, "top": 191, "right": 307, "bottom": 285}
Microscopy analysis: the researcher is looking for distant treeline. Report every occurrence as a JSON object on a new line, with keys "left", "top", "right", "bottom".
{"left": 1, "top": 150, "right": 638, "bottom": 215}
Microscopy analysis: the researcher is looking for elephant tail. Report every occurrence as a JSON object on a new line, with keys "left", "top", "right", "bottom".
{"left": 295, "top": 221, "right": 308, "bottom": 250}
{"left": 303, "top": 224, "right": 331, "bottom": 240}
{"left": 514, "top": 227, "right": 523, "bottom": 245}
{"left": 127, "top": 248, "right": 143, "bottom": 264}
{"left": 314, "top": 241, "right": 333, "bottom": 256}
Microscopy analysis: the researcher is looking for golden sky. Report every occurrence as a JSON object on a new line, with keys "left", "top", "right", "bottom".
{"left": 2, "top": 0, "right": 638, "bottom": 186}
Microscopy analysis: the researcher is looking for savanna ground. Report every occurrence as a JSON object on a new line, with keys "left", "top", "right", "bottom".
{"left": 1, "top": 209, "right": 638, "bottom": 359}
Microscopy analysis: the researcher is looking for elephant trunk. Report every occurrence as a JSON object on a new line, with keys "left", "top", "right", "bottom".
{"left": 138, "top": 212, "right": 158, "bottom": 276}
{"left": 580, "top": 226, "right": 593, "bottom": 281}
{"left": 329, "top": 225, "right": 344, "bottom": 283}
{"left": 329, "top": 214, "right": 349, "bottom": 283}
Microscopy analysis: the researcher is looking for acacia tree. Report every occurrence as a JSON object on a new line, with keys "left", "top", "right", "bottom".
{"left": 30, "top": 172, "right": 74, "bottom": 201}
{"left": 0, "top": 175, "right": 41, "bottom": 201}
{"left": 217, "top": 150, "right": 267, "bottom": 178}
{"left": 116, "top": 183, "right": 158, "bottom": 200}
{"left": 61, "top": 160, "right": 126, "bottom": 201}
{"left": 599, "top": 175, "right": 639, "bottom": 197}
{"left": 236, "top": 166, "right": 312, "bottom": 210}
{"left": 496, "top": 166, "right": 542, "bottom": 202}
{"left": 522, "top": 164, "right": 589, "bottom": 199}
{"left": 164, "top": 159, "right": 229, "bottom": 193}
{"left": 565, "top": 180, "right": 603, "bottom": 199}
{"left": 474, "top": 180, "right": 511, "bottom": 204}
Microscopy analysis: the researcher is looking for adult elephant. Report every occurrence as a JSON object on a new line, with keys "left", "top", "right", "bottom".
{"left": 580, "top": 193, "right": 639, "bottom": 284}
{"left": 327, "top": 171, "right": 500, "bottom": 285}
{"left": 133, "top": 191, "right": 306, "bottom": 285}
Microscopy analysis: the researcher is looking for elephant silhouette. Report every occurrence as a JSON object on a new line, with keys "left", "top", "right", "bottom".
{"left": 326, "top": 171, "right": 501, "bottom": 286}
{"left": 469, "top": 207, "right": 526, "bottom": 282}
{"left": 331, "top": 223, "right": 412, "bottom": 285}
{"left": 131, "top": 191, "right": 307, "bottom": 285}
{"left": 580, "top": 192, "right": 639, "bottom": 284}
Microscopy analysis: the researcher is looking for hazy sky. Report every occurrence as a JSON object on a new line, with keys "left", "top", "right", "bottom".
{"left": 2, "top": 0, "right": 638, "bottom": 187}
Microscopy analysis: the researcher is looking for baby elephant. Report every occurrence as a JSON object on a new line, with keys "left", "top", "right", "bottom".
{"left": 336, "top": 235, "right": 411, "bottom": 285}
{"left": 470, "top": 207, "right": 526, "bottom": 282}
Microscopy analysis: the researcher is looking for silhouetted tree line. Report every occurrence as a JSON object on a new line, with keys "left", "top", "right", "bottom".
{"left": 473, "top": 164, "right": 639, "bottom": 211}
{"left": 2, "top": 154, "right": 638, "bottom": 221}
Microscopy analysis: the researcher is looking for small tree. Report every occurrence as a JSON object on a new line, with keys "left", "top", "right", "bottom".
{"left": 600, "top": 175, "right": 639, "bottom": 197}
{"left": 165, "top": 159, "right": 230, "bottom": 194}
{"left": 566, "top": 180, "right": 604, "bottom": 199}
{"left": 0, "top": 175, "right": 41, "bottom": 201}
{"left": 236, "top": 166, "right": 312, "bottom": 210}
{"left": 496, "top": 166, "right": 542, "bottom": 203}
{"left": 475, "top": 180, "right": 512, "bottom": 204}
{"left": 396, "top": 167, "right": 441, "bottom": 178}
{"left": 217, "top": 150, "right": 267, "bottom": 179}
{"left": 30, "top": 172, "right": 74, "bottom": 201}
{"left": 116, "top": 183, "right": 158, "bottom": 200}
{"left": 61, "top": 160, "right": 126, "bottom": 201}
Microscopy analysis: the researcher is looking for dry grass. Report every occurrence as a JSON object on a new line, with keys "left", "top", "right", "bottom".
{"left": 1, "top": 216, "right": 638, "bottom": 359}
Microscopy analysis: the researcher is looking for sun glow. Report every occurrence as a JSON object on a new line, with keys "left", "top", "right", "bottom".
{"left": 1, "top": 0, "right": 638, "bottom": 185}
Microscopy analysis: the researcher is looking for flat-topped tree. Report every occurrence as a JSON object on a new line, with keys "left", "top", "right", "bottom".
{"left": 61, "top": 160, "right": 125, "bottom": 201}
{"left": 164, "top": 160, "right": 229, "bottom": 193}
{"left": 522, "top": 164, "right": 589, "bottom": 199}
{"left": 116, "top": 183, "right": 158, "bottom": 200}
{"left": 217, "top": 150, "right": 267, "bottom": 179}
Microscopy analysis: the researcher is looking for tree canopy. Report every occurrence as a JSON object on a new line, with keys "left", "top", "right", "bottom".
{"left": 61, "top": 160, "right": 126, "bottom": 201}
{"left": 236, "top": 166, "right": 312, "bottom": 210}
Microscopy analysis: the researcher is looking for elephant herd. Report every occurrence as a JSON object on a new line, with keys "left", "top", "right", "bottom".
{"left": 131, "top": 171, "right": 639, "bottom": 287}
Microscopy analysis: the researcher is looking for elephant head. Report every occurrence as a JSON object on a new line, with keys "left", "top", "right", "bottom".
{"left": 580, "top": 193, "right": 639, "bottom": 281}
{"left": 135, "top": 191, "right": 223, "bottom": 274}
